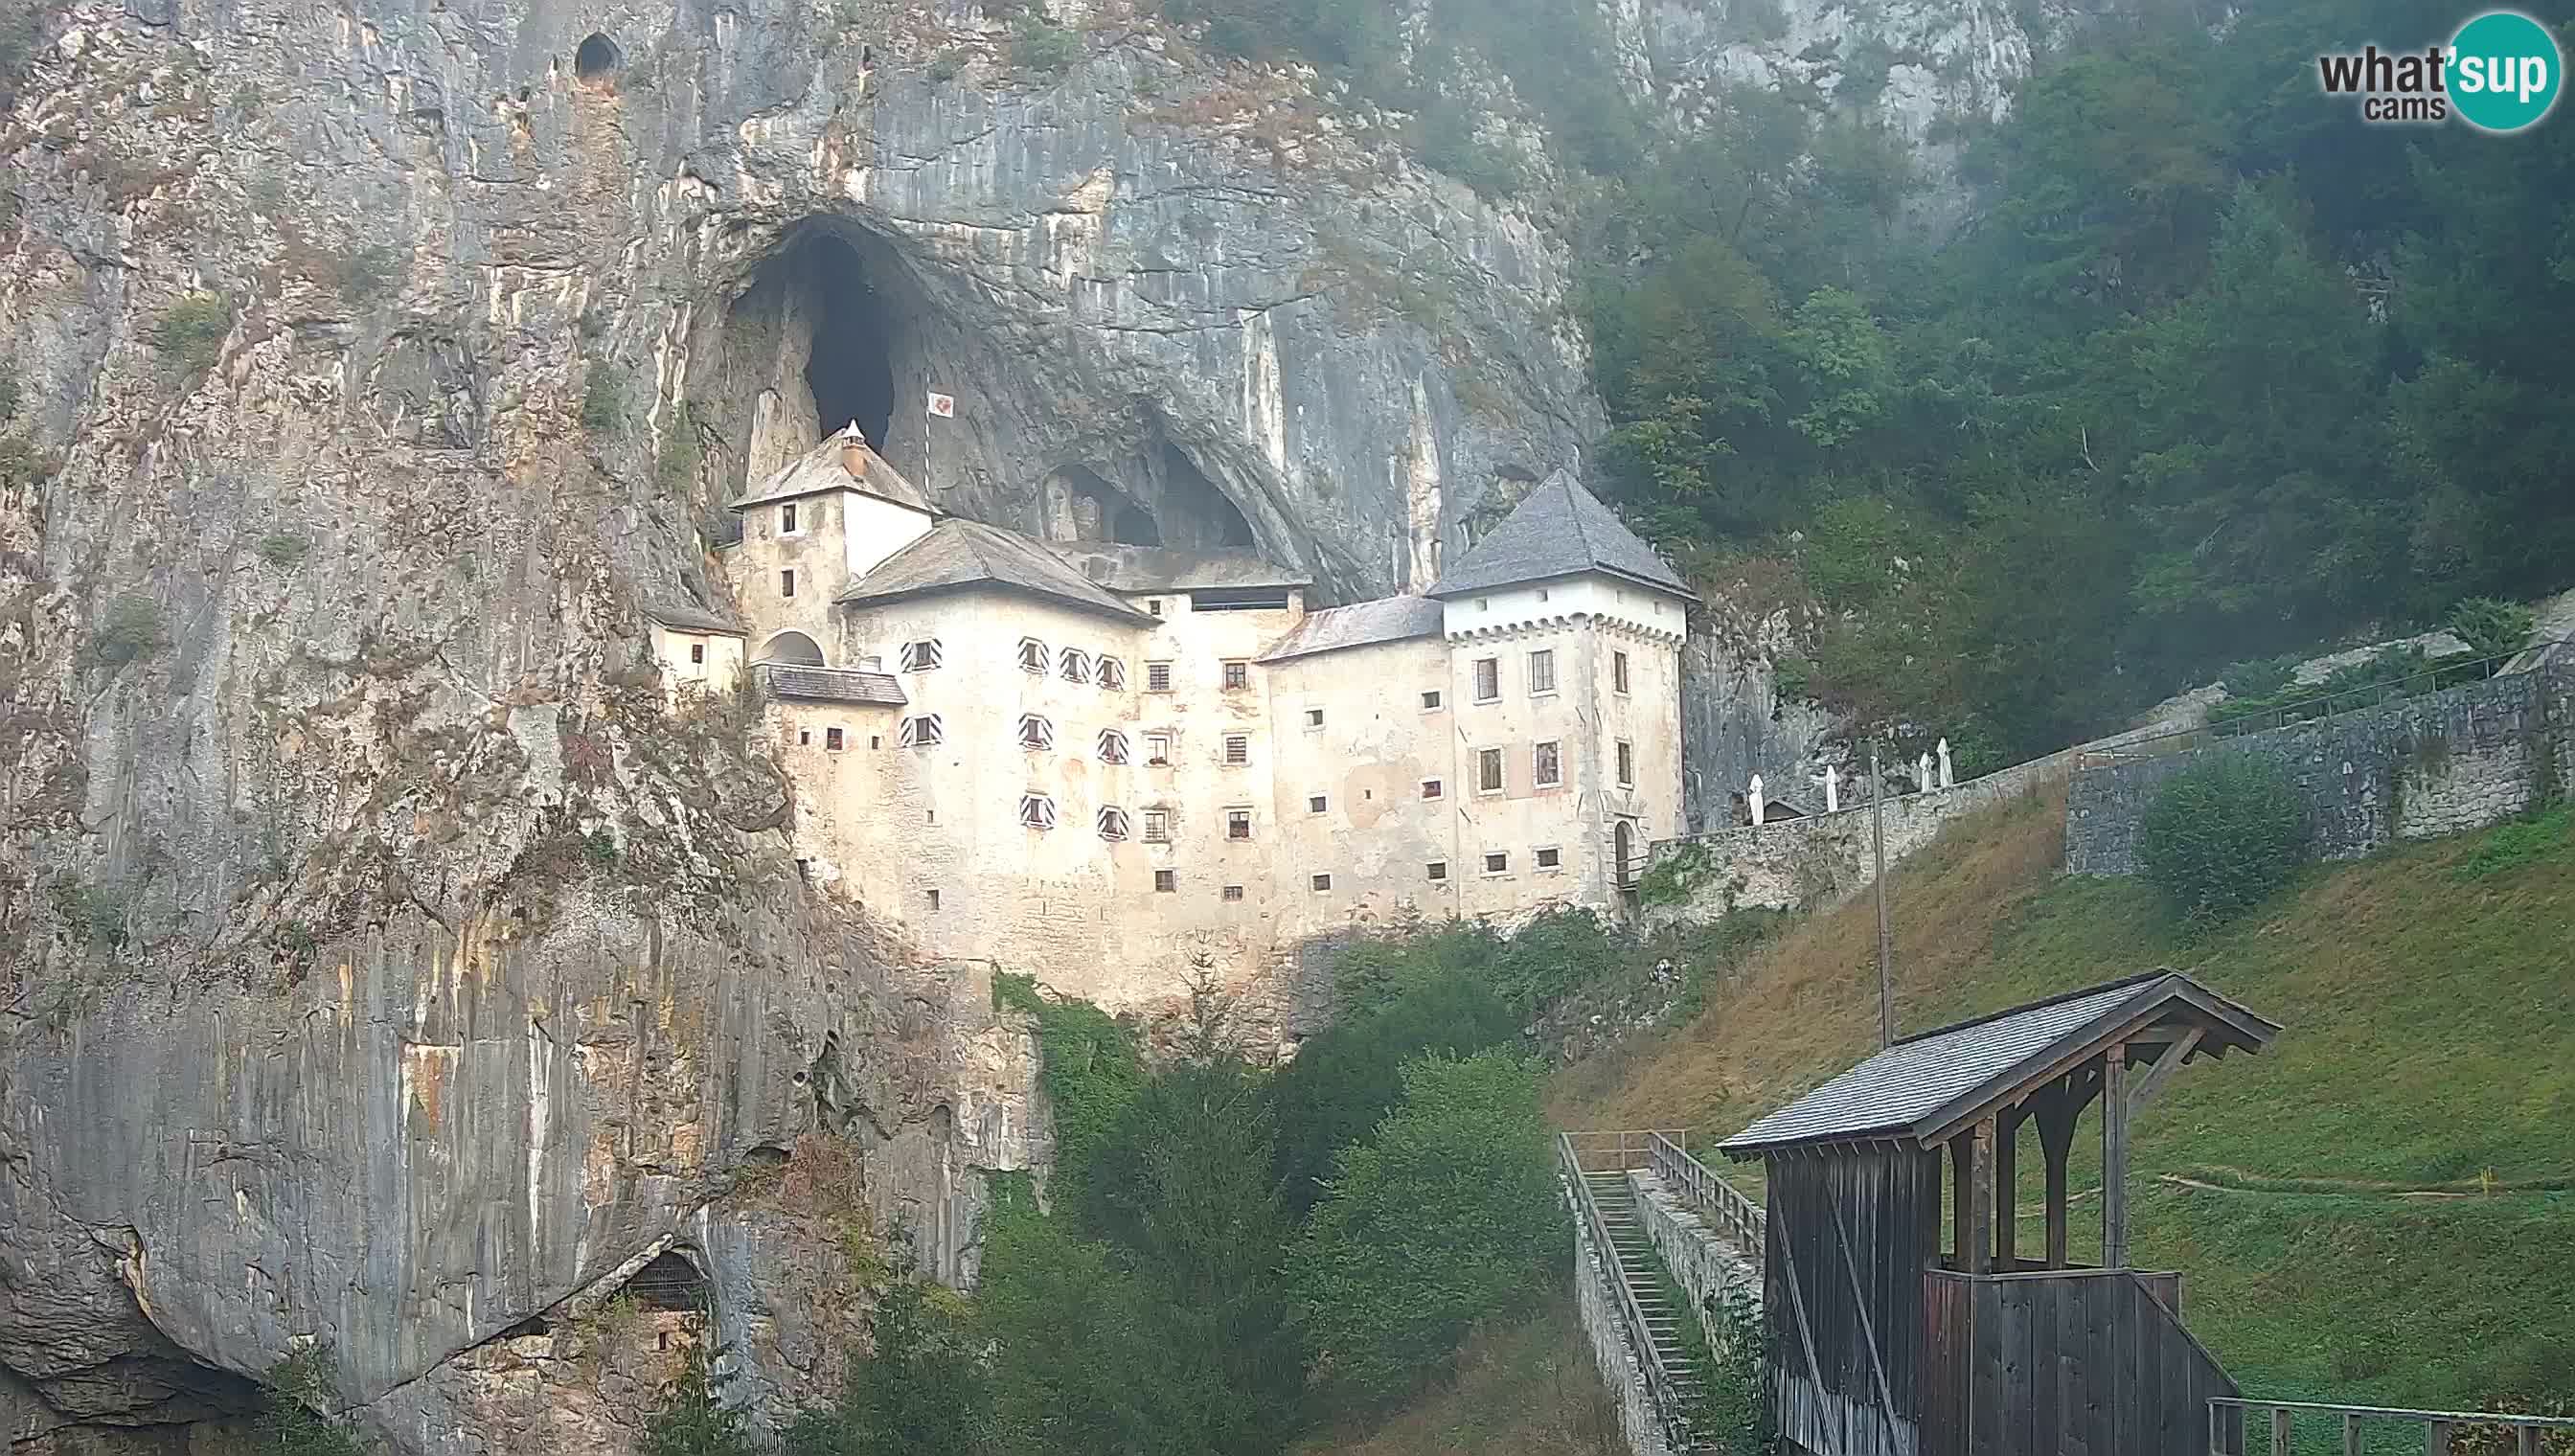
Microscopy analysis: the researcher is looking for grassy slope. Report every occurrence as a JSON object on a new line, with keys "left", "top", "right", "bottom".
{"left": 1292, "top": 1300, "right": 1625, "bottom": 1456}
{"left": 1555, "top": 785, "right": 2575, "bottom": 1416}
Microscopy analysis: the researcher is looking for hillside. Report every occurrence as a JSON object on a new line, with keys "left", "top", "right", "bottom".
{"left": 1554, "top": 785, "right": 2575, "bottom": 1418}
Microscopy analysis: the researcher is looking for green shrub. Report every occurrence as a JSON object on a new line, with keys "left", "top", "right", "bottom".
{"left": 657, "top": 402, "right": 703, "bottom": 491}
{"left": 2456, "top": 807, "right": 2572, "bottom": 881}
{"left": 53, "top": 878, "right": 134, "bottom": 950}
{"left": 2220, "top": 653, "right": 2300, "bottom": 701}
{"left": 2136, "top": 754, "right": 2307, "bottom": 926}
{"left": 581, "top": 364, "right": 625, "bottom": 433}
{"left": 2446, "top": 596, "right": 2537, "bottom": 663}
{"left": 259, "top": 1348, "right": 365, "bottom": 1456}
{"left": 151, "top": 293, "right": 232, "bottom": 371}
{"left": 1009, "top": 17, "right": 1078, "bottom": 74}
{"left": 256, "top": 532, "right": 311, "bottom": 567}
{"left": 91, "top": 594, "right": 167, "bottom": 669}
{"left": 641, "top": 1339, "right": 757, "bottom": 1456}
{"left": 783, "top": 1280, "right": 995, "bottom": 1456}
{"left": 926, "top": 46, "right": 965, "bottom": 81}
{"left": 993, "top": 972, "right": 1145, "bottom": 1211}
{"left": 334, "top": 243, "right": 401, "bottom": 304}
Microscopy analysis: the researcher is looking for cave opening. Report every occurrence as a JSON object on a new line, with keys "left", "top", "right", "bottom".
{"left": 621, "top": 1251, "right": 711, "bottom": 1313}
{"left": 797, "top": 234, "right": 899, "bottom": 454}
{"left": 574, "top": 33, "right": 621, "bottom": 81}
{"left": 1163, "top": 444, "right": 1255, "bottom": 550}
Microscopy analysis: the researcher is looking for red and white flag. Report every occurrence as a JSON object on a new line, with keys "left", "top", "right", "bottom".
{"left": 925, "top": 391, "right": 955, "bottom": 419}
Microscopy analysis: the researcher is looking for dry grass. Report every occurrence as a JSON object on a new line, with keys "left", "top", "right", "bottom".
{"left": 1294, "top": 1299, "right": 1624, "bottom": 1456}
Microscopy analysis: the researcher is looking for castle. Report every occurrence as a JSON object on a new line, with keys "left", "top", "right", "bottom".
{"left": 651, "top": 428, "right": 1694, "bottom": 1025}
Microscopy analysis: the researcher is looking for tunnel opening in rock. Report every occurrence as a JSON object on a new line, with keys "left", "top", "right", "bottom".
{"left": 797, "top": 235, "right": 899, "bottom": 453}
{"left": 574, "top": 33, "right": 621, "bottom": 81}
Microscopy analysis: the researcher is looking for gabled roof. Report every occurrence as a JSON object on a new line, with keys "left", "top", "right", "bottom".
{"left": 836, "top": 520, "right": 1156, "bottom": 625}
{"left": 1059, "top": 544, "right": 1310, "bottom": 594}
{"left": 645, "top": 602, "right": 745, "bottom": 635}
{"left": 1429, "top": 473, "right": 1698, "bottom": 603}
{"left": 1719, "top": 970, "right": 2280, "bottom": 1158}
{"left": 731, "top": 429, "right": 937, "bottom": 514}
{"left": 759, "top": 664, "right": 907, "bottom": 707}
{"left": 1258, "top": 595, "right": 1445, "bottom": 664}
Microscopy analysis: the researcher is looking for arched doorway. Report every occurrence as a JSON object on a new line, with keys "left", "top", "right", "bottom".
{"left": 758, "top": 630, "right": 825, "bottom": 666}
{"left": 1614, "top": 821, "right": 1635, "bottom": 889}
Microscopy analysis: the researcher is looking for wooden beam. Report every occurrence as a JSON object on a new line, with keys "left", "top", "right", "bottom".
{"left": 1951, "top": 1131, "right": 1972, "bottom": 1269}
{"left": 2128, "top": 1025, "right": 2205, "bottom": 1117}
{"left": 1994, "top": 1107, "right": 2020, "bottom": 1268}
{"left": 2102, "top": 1043, "right": 2131, "bottom": 1268}
{"left": 1967, "top": 1116, "right": 1996, "bottom": 1275}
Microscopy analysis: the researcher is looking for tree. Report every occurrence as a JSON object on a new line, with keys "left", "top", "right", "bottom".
{"left": 641, "top": 1340, "right": 757, "bottom": 1456}
{"left": 258, "top": 1350, "right": 368, "bottom": 1456}
{"left": 1286, "top": 1051, "right": 1561, "bottom": 1412}
{"left": 2135, "top": 755, "right": 2309, "bottom": 927}
{"left": 783, "top": 1281, "right": 994, "bottom": 1456}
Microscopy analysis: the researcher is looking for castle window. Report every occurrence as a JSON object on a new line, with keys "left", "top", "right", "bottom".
{"left": 1483, "top": 852, "right": 1510, "bottom": 875}
{"left": 1146, "top": 661, "right": 1174, "bottom": 693}
{"left": 1310, "top": 874, "right": 1332, "bottom": 892}
{"left": 1473, "top": 657, "right": 1499, "bottom": 703}
{"left": 1534, "top": 739, "right": 1561, "bottom": 788}
{"left": 1223, "top": 735, "right": 1249, "bottom": 765}
{"left": 690, "top": 643, "right": 705, "bottom": 665}
{"left": 900, "top": 714, "right": 944, "bottom": 748}
{"left": 926, "top": 888, "right": 940, "bottom": 911}
{"left": 1426, "top": 860, "right": 1448, "bottom": 881}
{"left": 780, "top": 502, "right": 799, "bottom": 535}
{"left": 1616, "top": 739, "right": 1634, "bottom": 787}
{"left": 826, "top": 727, "right": 845, "bottom": 751}
{"left": 1098, "top": 656, "right": 1127, "bottom": 690}
{"left": 1145, "top": 731, "right": 1173, "bottom": 765}
{"left": 1148, "top": 599, "right": 1164, "bottom": 617}
{"left": 1308, "top": 794, "right": 1327, "bottom": 814}
{"left": 1060, "top": 648, "right": 1093, "bottom": 685}
{"left": 1613, "top": 650, "right": 1631, "bottom": 695}
{"left": 1477, "top": 748, "right": 1505, "bottom": 794}
{"left": 1422, "top": 778, "right": 1443, "bottom": 800}
{"left": 1017, "top": 638, "right": 1050, "bottom": 674}
{"left": 870, "top": 735, "right": 881, "bottom": 749}
{"left": 799, "top": 730, "right": 811, "bottom": 745}
{"left": 1144, "top": 808, "right": 1171, "bottom": 842}
{"left": 1155, "top": 869, "right": 1178, "bottom": 893}
{"left": 781, "top": 569, "right": 797, "bottom": 599}
{"left": 1536, "top": 845, "right": 1562, "bottom": 870}
{"left": 1016, "top": 715, "right": 1054, "bottom": 751}
{"left": 1097, "top": 807, "right": 1130, "bottom": 842}
{"left": 1421, "top": 690, "right": 1443, "bottom": 711}
{"left": 1222, "top": 884, "right": 1244, "bottom": 901}
{"left": 1018, "top": 794, "right": 1057, "bottom": 830}
{"left": 1528, "top": 648, "right": 1557, "bottom": 696}
{"left": 1222, "top": 660, "right": 1249, "bottom": 691}
{"left": 900, "top": 639, "right": 944, "bottom": 672}
{"left": 1304, "top": 707, "right": 1324, "bottom": 730}
{"left": 1225, "top": 808, "right": 1252, "bottom": 840}
{"left": 1098, "top": 729, "right": 1130, "bottom": 764}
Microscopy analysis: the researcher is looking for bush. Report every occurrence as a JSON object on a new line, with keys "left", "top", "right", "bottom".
{"left": 334, "top": 243, "right": 402, "bottom": 304}
{"left": 657, "top": 402, "right": 703, "bottom": 492}
{"left": 91, "top": 593, "right": 167, "bottom": 669}
{"left": 1009, "top": 17, "right": 1078, "bottom": 74}
{"left": 993, "top": 973, "right": 1144, "bottom": 1212}
{"left": 259, "top": 1349, "right": 366, "bottom": 1456}
{"left": 925, "top": 46, "right": 965, "bottom": 81}
{"left": 642, "top": 1340, "right": 757, "bottom": 1456}
{"left": 581, "top": 364, "right": 625, "bottom": 434}
{"left": 151, "top": 293, "right": 232, "bottom": 371}
{"left": 2136, "top": 754, "right": 2307, "bottom": 926}
{"left": 783, "top": 1280, "right": 995, "bottom": 1456}
{"left": 2219, "top": 653, "right": 2299, "bottom": 701}
{"left": 257, "top": 532, "right": 311, "bottom": 567}
{"left": 2446, "top": 596, "right": 2537, "bottom": 663}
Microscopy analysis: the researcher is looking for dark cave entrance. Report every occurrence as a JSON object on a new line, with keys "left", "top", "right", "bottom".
{"left": 1164, "top": 444, "right": 1255, "bottom": 550}
{"left": 796, "top": 234, "right": 899, "bottom": 452}
{"left": 574, "top": 32, "right": 622, "bottom": 81}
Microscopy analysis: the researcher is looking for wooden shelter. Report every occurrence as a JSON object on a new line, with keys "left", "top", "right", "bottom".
{"left": 1718, "top": 970, "right": 2281, "bottom": 1456}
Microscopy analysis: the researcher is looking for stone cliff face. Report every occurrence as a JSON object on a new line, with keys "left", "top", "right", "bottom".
{"left": 0, "top": 0, "right": 2037, "bottom": 1444}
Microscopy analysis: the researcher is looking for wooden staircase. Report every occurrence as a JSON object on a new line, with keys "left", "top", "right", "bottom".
{"left": 1581, "top": 1168, "right": 1712, "bottom": 1446}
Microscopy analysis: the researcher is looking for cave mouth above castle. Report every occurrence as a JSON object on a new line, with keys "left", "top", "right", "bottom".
{"left": 793, "top": 233, "right": 899, "bottom": 453}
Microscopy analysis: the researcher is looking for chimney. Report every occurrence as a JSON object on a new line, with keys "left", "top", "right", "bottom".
{"left": 839, "top": 425, "right": 871, "bottom": 480}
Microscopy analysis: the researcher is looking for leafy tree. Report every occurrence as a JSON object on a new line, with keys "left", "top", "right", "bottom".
{"left": 995, "top": 973, "right": 1146, "bottom": 1213}
{"left": 641, "top": 1339, "right": 758, "bottom": 1456}
{"left": 2445, "top": 597, "right": 2537, "bottom": 664}
{"left": 1286, "top": 1050, "right": 1561, "bottom": 1413}
{"left": 783, "top": 1281, "right": 994, "bottom": 1456}
{"left": 2135, "top": 755, "right": 2308, "bottom": 927}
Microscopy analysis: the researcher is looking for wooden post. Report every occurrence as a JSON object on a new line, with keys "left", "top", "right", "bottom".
{"left": 2038, "top": 1088, "right": 2077, "bottom": 1270}
{"left": 1967, "top": 1118, "right": 1996, "bottom": 1275}
{"left": 2343, "top": 1413, "right": 2362, "bottom": 1456}
{"left": 1994, "top": 1109, "right": 2019, "bottom": 1269}
{"left": 1872, "top": 742, "right": 1895, "bottom": 1047}
{"left": 1951, "top": 1132, "right": 1972, "bottom": 1270}
{"left": 2102, "top": 1044, "right": 2131, "bottom": 1268}
{"left": 2428, "top": 1420, "right": 2453, "bottom": 1454}
{"left": 2270, "top": 1407, "right": 2290, "bottom": 1456}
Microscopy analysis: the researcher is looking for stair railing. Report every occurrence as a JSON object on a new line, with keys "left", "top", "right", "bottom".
{"left": 2208, "top": 1397, "right": 2575, "bottom": 1455}
{"left": 1558, "top": 1131, "right": 1706, "bottom": 1452}
{"left": 1645, "top": 1129, "right": 1766, "bottom": 1254}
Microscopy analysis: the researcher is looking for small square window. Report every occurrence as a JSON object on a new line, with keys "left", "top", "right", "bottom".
{"left": 901, "top": 639, "right": 945, "bottom": 672}
{"left": 1483, "top": 852, "right": 1509, "bottom": 875}
{"left": 1147, "top": 661, "right": 1174, "bottom": 693}
{"left": 1154, "top": 869, "right": 1177, "bottom": 893}
{"left": 1534, "top": 739, "right": 1561, "bottom": 789}
{"left": 781, "top": 569, "right": 796, "bottom": 599}
{"left": 1616, "top": 739, "right": 1635, "bottom": 787}
{"left": 1476, "top": 597, "right": 1490, "bottom": 610}
{"left": 798, "top": 730, "right": 810, "bottom": 746}
{"left": 1145, "top": 731, "right": 1173, "bottom": 765}
{"left": 1097, "top": 656, "right": 1127, "bottom": 690}
{"left": 1305, "top": 707, "right": 1325, "bottom": 729}
{"left": 1537, "top": 587, "right": 1550, "bottom": 602}
{"left": 1529, "top": 648, "right": 1557, "bottom": 695}
{"left": 900, "top": 714, "right": 944, "bottom": 748}
{"left": 1222, "top": 661, "right": 1250, "bottom": 691}
{"left": 1222, "top": 884, "right": 1244, "bottom": 901}
{"left": 1226, "top": 808, "right": 1252, "bottom": 840}
{"left": 1098, "top": 807, "right": 1130, "bottom": 842}
{"left": 1477, "top": 748, "right": 1505, "bottom": 794}
{"left": 1613, "top": 651, "right": 1631, "bottom": 695}
{"left": 1421, "top": 690, "right": 1443, "bottom": 711}
{"left": 1308, "top": 794, "right": 1328, "bottom": 814}
{"left": 780, "top": 502, "right": 798, "bottom": 535}
{"left": 1148, "top": 599, "right": 1164, "bottom": 617}
{"left": 1473, "top": 657, "right": 1499, "bottom": 703}
{"left": 826, "top": 727, "right": 845, "bottom": 751}
{"left": 1310, "top": 873, "right": 1332, "bottom": 892}
{"left": 869, "top": 735, "right": 881, "bottom": 750}
{"left": 1143, "top": 809, "right": 1172, "bottom": 842}
{"left": 689, "top": 643, "right": 704, "bottom": 665}
{"left": 1017, "top": 638, "right": 1050, "bottom": 675}
{"left": 1426, "top": 860, "right": 1448, "bottom": 881}
{"left": 925, "top": 888, "right": 940, "bottom": 911}
{"left": 1422, "top": 779, "right": 1444, "bottom": 800}
{"left": 1223, "top": 735, "right": 1249, "bottom": 765}
{"left": 1536, "top": 846, "right": 1562, "bottom": 870}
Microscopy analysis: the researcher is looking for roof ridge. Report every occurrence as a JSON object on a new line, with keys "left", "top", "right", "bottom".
{"left": 1890, "top": 967, "right": 2176, "bottom": 1047}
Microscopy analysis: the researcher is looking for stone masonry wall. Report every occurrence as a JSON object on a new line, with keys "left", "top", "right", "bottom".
{"left": 1627, "top": 1168, "right": 1762, "bottom": 1353}
{"left": 2065, "top": 662, "right": 2575, "bottom": 876}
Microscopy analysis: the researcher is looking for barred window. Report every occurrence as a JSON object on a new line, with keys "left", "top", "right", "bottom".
{"left": 1222, "top": 661, "right": 1250, "bottom": 691}
{"left": 1223, "top": 735, "right": 1249, "bottom": 765}
{"left": 1017, "top": 715, "right": 1054, "bottom": 751}
{"left": 1534, "top": 739, "right": 1562, "bottom": 788}
{"left": 1478, "top": 748, "right": 1505, "bottom": 793}
{"left": 899, "top": 715, "right": 944, "bottom": 748}
{"left": 1097, "top": 729, "right": 1131, "bottom": 764}
{"left": 1097, "top": 807, "right": 1130, "bottom": 842}
{"left": 1018, "top": 794, "right": 1057, "bottom": 830}
{"left": 1143, "top": 808, "right": 1172, "bottom": 842}
{"left": 1097, "top": 655, "right": 1127, "bottom": 690}
{"left": 1145, "top": 661, "right": 1174, "bottom": 693}
{"left": 1060, "top": 648, "right": 1093, "bottom": 685}
{"left": 900, "top": 639, "right": 944, "bottom": 672}
{"left": 1017, "top": 638, "right": 1049, "bottom": 674}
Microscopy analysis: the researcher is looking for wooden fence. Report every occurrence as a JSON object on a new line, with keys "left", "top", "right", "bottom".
{"left": 1645, "top": 1129, "right": 1766, "bottom": 1253}
{"left": 2209, "top": 1397, "right": 2575, "bottom": 1455}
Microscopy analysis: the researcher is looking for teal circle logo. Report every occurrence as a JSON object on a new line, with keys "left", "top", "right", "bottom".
{"left": 2450, "top": 11, "right": 2562, "bottom": 132}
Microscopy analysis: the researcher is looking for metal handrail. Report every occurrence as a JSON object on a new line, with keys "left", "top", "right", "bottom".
{"left": 1645, "top": 1130, "right": 1766, "bottom": 1254}
{"left": 2209, "top": 1396, "right": 2575, "bottom": 1455}
{"left": 1557, "top": 1132, "right": 1705, "bottom": 1452}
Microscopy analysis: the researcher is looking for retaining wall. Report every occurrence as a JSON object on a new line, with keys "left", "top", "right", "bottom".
{"left": 2066, "top": 662, "right": 2575, "bottom": 876}
{"left": 1628, "top": 1168, "right": 1762, "bottom": 1353}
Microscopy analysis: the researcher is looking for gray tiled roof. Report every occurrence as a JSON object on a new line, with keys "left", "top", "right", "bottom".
{"left": 731, "top": 431, "right": 937, "bottom": 513}
{"left": 1258, "top": 595, "right": 1445, "bottom": 663}
{"left": 759, "top": 664, "right": 908, "bottom": 706}
{"left": 837, "top": 520, "right": 1156, "bottom": 624}
{"left": 645, "top": 602, "right": 745, "bottom": 635}
{"left": 1058, "top": 544, "right": 1311, "bottom": 593}
{"left": 1429, "top": 473, "right": 1698, "bottom": 602}
{"left": 1718, "top": 971, "right": 2279, "bottom": 1156}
